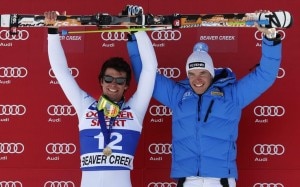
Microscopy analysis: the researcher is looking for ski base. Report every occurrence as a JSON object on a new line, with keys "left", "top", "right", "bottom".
{"left": 0, "top": 7, "right": 293, "bottom": 35}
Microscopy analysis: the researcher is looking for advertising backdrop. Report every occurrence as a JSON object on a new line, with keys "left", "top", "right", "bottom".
{"left": 0, "top": 0, "right": 299, "bottom": 186}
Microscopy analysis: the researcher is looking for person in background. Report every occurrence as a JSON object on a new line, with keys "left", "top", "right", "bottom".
{"left": 127, "top": 19, "right": 282, "bottom": 187}
{"left": 45, "top": 11, "right": 157, "bottom": 187}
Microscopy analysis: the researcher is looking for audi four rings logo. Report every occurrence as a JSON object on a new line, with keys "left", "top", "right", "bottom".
{"left": 47, "top": 105, "right": 76, "bottom": 116}
{"left": 253, "top": 144, "right": 285, "bottom": 155}
{"left": 0, "top": 143, "right": 24, "bottom": 154}
{"left": 0, "top": 29, "right": 29, "bottom": 40}
{"left": 255, "top": 30, "right": 286, "bottom": 40}
{"left": 277, "top": 68, "right": 285, "bottom": 79}
{"left": 0, "top": 181, "right": 22, "bottom": 187}
{"left": 254, "top": 106, "right": 285, "bottom": 117}
{"left": 49, "top": 68, "right": 79, "bottom": 78}
{"left": 0, "top": 105, "right": 26, "bottom": 115}
{"left": 46, "top": 143, "right": 76, "bottom": 154}
{"left": 44, "top": 181, "right": 75, "bottom": 187}
{"left": 149, "top": 105, "right": 172, "bottom": 116}
{"left": 0, "top": 67, "right": 28, "bottom": 78}
{"left": 253, "top": 183, "right": 284, "bottom": 187}
{"left": 151, "top": 30, "right": 181, "bottom": 41}
{"left": 148, "top": 143, "right": 172, "bottom": 154}
{"left": 148, "top": 182, "right": 177, "bottom": 187}
{"left": 101, "top": 32, "right": 127, "bottom": 41}
{"left": 157, "top": 68, "right": 181, "bottom": 78}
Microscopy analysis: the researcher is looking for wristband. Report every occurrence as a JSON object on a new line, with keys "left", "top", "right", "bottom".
{"left": 48, "top": 27, "right": 59, "bottom": 34}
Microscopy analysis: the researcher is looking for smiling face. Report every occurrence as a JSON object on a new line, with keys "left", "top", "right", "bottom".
{"left": 101, "top": 68, "right": 128, "bottom": 102}
{"left": 187, "top": 68, "right": 213, "bottom": 94}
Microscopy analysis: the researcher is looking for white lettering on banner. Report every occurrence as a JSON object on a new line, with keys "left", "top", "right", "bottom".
{"left": 0, "top": 156, "right": 7, "bottom": 160}
{"left": 153, "top": 43, "right": 165, "bottom": 47}
{"left": 47, "top": 156, "right": 60, "bottom": 160}
{"left": 48, "top": 118, "right": 61, "bottom": 123}
{"left": 102, "top": 43, "right": 115, "bottom": 47}
{"left": 49, "top": 80, "right": 59, "bottom": 84}
{"left": 60, "top": 36, "right": 82, "bottom": 41}
{"left": 81, "top": 152, "right": 133, "bottom": 169}
{"left": 200, "top": 36, "right": 218, "bottom": 40}
{"left": 255, "top": 119, "right": 268, "bottom": 123}
{"left": 149, "top": 156, "right": 162, "bottom": 161}
{"left": 0, "top": 79, "right": 11, "bottom": 84}
{"left": 200, "top": 35, "right": 235, "bottom": 40}
{"left": 255, "top": 157, "right": 268, "bottom": 162}
{"left": 0, "top": 118, "right": 10, "bottom": 122}
{"left": 218, "top": 35, "right": 235, "bottom": 40}
{"left": 150, "top": 118, "right": 164, "bottom": 123}
{"left": 0, "top": 42, "right": 12, "bottom": 47}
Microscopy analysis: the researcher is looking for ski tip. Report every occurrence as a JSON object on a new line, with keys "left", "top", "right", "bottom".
{"left": 281, "top": 11, "right": 293, "bottom": 28}
{"left": 264, "top": 10, "right": 293, "bottom": 28}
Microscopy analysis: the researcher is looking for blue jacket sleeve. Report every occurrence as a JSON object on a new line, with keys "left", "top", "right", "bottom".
{"left": 127, "top": 34, "right": 142, "bottom": 82}
{"left": 235, "top": 35, "right": 282, "bottom": 108}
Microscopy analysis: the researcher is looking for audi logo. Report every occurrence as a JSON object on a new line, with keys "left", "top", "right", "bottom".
{"left": 0, "top": 105, "right": 26, "bottom": 115}
{"left": 46, "top": 143, "right": 76, "bottom": 154}
{"left": 254, "top": 106, "right": 285, "bottom": 117}
{"left": 126, "top": 5, "right": 143, "bottom": 16}
{"left": 44, "top": 181, "right": 75, "bottom": 187}
{"left": 255, "top": 30, "right": 286, "bottom": 40}
{"left": 253, "top": 183, "right": 284, "bottom": 187}
{"left": 49, "top": 68, "right": 79, "bottom": 78}
{"left": 101, "top": 32, "right": 127, "bottom": 41}
{"left": 148, "top": 182, "right": 177, "bottom": 187}
{"left": 253, "top": 144, "right": 285, "bottom": 155}
{"left": 0, "top": 143, "right": 24, "bottom": 154}
{"left": 157, "top": 68, "right": 181, "bottom": 78}
{"left": 277, "top": 68, "right": 285, "bottom": 79}
{"left": 47, "top": 105, "right": 76, "bottom": 116}
{"left": 0, "top": 29, "right": 29, "bottom": 40}
{"left": 149, "top": 105, "right": 172, "bottom": 116}
{"left": 0, "top": 67, "right": 28, "bottom": 78}
{"left": 148, "top": 143, "right": 172, "bottom": 154}
{"left": 151, "top": 30, "right": 181, "bottom": 41}
{"left": 0, "top": 181, "right": 22, "bottom": 187}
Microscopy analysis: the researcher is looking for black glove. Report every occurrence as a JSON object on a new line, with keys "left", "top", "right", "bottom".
{"left": 177, "top": 178, "right": 185, "bottom": 187}
{"left": 48, "top": 27, "right": 58, "bottom": 34}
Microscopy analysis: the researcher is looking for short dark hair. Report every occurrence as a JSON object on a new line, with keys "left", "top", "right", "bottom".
{"left": 98, "top": 57, "right": 131, "bottom": 85}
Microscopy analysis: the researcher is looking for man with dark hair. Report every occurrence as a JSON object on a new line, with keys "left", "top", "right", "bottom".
{"left": 46, "top": 11, "right": 158, "bottom": 187}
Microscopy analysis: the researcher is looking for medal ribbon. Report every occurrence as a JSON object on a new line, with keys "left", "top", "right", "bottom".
{"left": 96, "top": 95, "right": 124, "bottom": 149}
{"left": 97, "top": 110, "right": 116, "bottom": 149}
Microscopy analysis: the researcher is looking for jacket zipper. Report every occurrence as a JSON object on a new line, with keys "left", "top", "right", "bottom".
{"left": 197, "top": 95, "right": 202, "bottom": 121}
{"left": 204, "top": 100, "right": 214, "bottom": 122}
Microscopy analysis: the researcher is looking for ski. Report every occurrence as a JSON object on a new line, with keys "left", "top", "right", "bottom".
{"left": 0, "top": 9, "right": 293, "bottom": 35}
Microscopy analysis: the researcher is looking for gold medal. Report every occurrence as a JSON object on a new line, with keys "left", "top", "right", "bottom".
{"left": 97, "top": 96, "right": 120, "bottom": 117}
{"left": 103, "top": 146, "right": 112, "bottom": 156}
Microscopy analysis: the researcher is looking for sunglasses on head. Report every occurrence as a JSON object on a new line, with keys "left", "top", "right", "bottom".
{"left": 103, "top": 75, "right": 127, "bottom": 85}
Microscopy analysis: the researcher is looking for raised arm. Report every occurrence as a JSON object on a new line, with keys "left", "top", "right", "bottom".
{"left": 47, "top": 28, "right": 88, "bottom": 117}
{"left": 235, "top": 24, "right": 282, "bottom": 108}
{"left": 127, "top": 32, "right": 158, "bottom": 124}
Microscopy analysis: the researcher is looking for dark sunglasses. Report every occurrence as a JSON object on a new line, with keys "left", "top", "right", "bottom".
{"left": 103, "top": 75, "right": 127, "bottom": 85}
